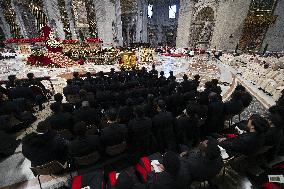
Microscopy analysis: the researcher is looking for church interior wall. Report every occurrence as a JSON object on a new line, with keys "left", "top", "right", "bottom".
{"left": 210, "top": 0, "right": 251, "bottom": 51}
{"left": 261, "top": 0, "right": 284, "bottom": 52}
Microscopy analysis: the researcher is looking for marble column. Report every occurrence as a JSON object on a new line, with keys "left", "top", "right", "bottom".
{"left": 0, "top": 7, "right": 12, "bottom": 39}
{"left": 176, "top": 0, "right": 195, "bottom": 48}
{"left": 136, "top": 0, "right": 148, "bottom": 43}
{"left": 11, "top": 0, "right": 28, "bottom": 38}
{"left": 64, "top": 0, "right": 78, "bottom": 39}
{"left": 261, "top": 0, "right": 284, "bottom": 52}
{"left": 42, "top": 0, "right": 65, "bottom": 39}
{"left": 115, "top": 0, "right": 123, "bottom": 46}
{"left": 210, "top": 0, "right": 251, "bottom": 51}
{"left": 93, "top": 0, "right": 122, "bottom": 47}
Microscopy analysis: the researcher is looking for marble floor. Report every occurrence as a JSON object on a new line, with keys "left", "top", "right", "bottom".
{"left": 0, "top": 54, "right": 281, "bottom": 189}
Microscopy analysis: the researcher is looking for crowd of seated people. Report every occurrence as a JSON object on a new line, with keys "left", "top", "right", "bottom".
{"left": 0, "top": 73, "right": 54, "bottom": 158}
{"left": 14, "top": 65, "right": 284, "bottom": 188}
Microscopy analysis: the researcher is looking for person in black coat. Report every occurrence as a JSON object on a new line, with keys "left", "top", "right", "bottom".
{"left": 63, "top": 80, "right": 80, "bottom": 97}
{"left": 167, "top": 86, "right": 185, "bottom": 117}
{"left": 143, "top": 94, "right": 158, "bottom": 118}
{"left": 180, "top": 74, "right": 196, "bottom": 93}
{"left": 45, "top": 102, "right": 73, "bottom": 131}
{"left": 9, "top": 85, "right": 35, "bottom": 101}
{"left": 180, "top": 139, "right": 223, "bottom": 183}
{"left": 152, "top": 100, "right": 176, "bottom": 152}
{"left": 84, "top": 72, "right": 96, "bottom": 85}
{"left": 118, "top": 98, "right": 134, "bottom": 124}
{"left": 0, "top": 130, "right": 21, "bottom": 158}
{"left": 205, "top": 92, "right": 224, "bottom": 134}
{"left": 108, "top": 170, "right": 146, "bottom": 189}
{"left": 100, "top": 108, "right": 128, "bottom": 147}
{"left": 198, "top": 81, "right": 212, "bottom": 105}
{"left": 128, "top": 105, "right": 153, "bottom": 156}
{"left": 72, "top": 72, "right": 84, "bottom": 86}
{"left": 148, "top": 151, "right": 191, "bottom": 189}
{"left": 25, "top": 73, "right": 47, "bottom": 91}
{"left": 219, "top": 114, "right": 269, "bottom": 156}
{"left": 54, "top": 93, "right": 74, "bottom": 113}
{"left": 149, "top": 64, "right": 158, "bottom": 79}
{"left": 224, "top": 90, "right": 244, "bottom": 121}
{"left": 5, "top": 75, "right": 19, "bottom": 89}
{"left": 68, "top": 121, "right": 101, "bottom": 157}
{"left": 158, "top": 71, "right": 167, "bottom": 86}
{"left": 167, "top": 71, "right": 176, "bottom": 83}
{"left": 22, "top": 129, "right": 68, "bottom": 167}
{"left": 73, "top": 101, "right": 102, "bottom": 126}
{"left": 175, "top": 102, "right": 200, "bottom": 148}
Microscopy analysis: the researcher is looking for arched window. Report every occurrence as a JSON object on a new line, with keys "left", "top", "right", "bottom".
{"left": 169, "top": 5, "right": 177, "bottom": 19}
{"left": 148, "top": 4, "right": 153, "bottom": 18}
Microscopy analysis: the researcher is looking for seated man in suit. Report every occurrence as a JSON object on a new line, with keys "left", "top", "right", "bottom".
{"left": 152, "top": 100, "right": 176, "bottom": 152}
{"left": 100, "top": 108, "right": 128, "bottom": 148}
{"left": 53, "top": 93, "right": 74, "bottom": 113}
{"left": 5, "top": 75, "right": 19, "bottom": 89}
{"left": 68, "top": 121, "right": 101, "bottom": 157}
{"left": 63, "top": 79, "right": 80, "bottom": 97}
{"left": 72, "top": 72, "right": 84, "bottom": 86}
{"left": 128, "top": 105, "right": 152, "bottom": 156}
{"left": 45, "top": 102, "right": 73, "bottom": 131}
{"left": 22, "top": 128, "right": 68, "bottom": 167}
{"left": 0, "top": 130, "right": 21, "bottom": 158}
{"left": 84, "top": 72, "right": 95, "bottom": 85}
{"left": 25, "top": 73, "right": 46, "bottom": 91}
{"left": 73, "top": 101, "right": 102, "bottom": 127}
{"left": 147, "top": 151, "right": 191, "bottom": 189}
{"left": 218, "top": 114, "right": 269, "bottom": 156}
{"left": 181, "top": 139, "right": 223, "bottom": 183}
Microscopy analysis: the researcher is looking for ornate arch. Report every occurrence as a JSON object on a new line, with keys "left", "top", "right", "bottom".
{"left": 195, "top": 6, "right": 215, "bottom": 22}
{"left": 189, "top": 5, "right": 216, "bottom": 49}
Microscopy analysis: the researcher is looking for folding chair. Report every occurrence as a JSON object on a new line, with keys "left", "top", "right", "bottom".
{"left": 30, "top": 161, "right": 68, "bottom": 189}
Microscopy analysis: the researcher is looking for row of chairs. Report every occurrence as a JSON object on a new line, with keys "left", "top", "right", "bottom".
{"left": 30, "top": 142, "right": 274, "bottom": 189}
{"left": 240, "top": 64, "right": 283, "bottom": 100}
{"left": 30, "top": 141, "right": 127, "bottom": 189}
{"left": 222, "top": 55, "right": 284, "bottom": 100}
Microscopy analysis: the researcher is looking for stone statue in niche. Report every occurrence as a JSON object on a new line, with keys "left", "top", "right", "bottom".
{"left": 199, "top": 21, "right": 213, "bottom": 42}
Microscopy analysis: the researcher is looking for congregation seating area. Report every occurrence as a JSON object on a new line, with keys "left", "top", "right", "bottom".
{"left": 222, "top": 53, "right": 284, "bottom": 101}
{"left": 1, "top": 64, "right": 284, "bottom": 189}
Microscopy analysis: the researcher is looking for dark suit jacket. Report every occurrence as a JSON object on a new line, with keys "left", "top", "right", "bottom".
{"left": 119, "top": 106, "right": 134, "bottom": 124}
{"left": 148, "top": 160, "right": 191, "bottom": 189}
{"left": 100, "top": 123, "right": 127, "bottom": 147}
{"left": 128, "top": 117, "right": 152, "bottom": 151}
{"left": 46, "top": 112, "right": 73, "bottom": 131}
{"left": 219, "top": 132, "right": 265, "bottom": 156}
{"left": 10, "top": 87, "right": 35, "bottom": 100}
{"left": 63, "top": 85, "right": 80, "bottom": 96}
{"left": 182, "top": 149, "right": 223, "bottom": 181}
{"left": 152, "top": 111, "right": 176, "bottom": 150}
{"left": 0, "top": 131, "right": 21, "bottom": 158}
{"left": 73, "top": 107, "right": 102, "bottom": 126}
{"left": 206, "top": 101, "right": 224, "bottom": 133}
{"left": 22, "top": 131, "right": 68, "bottom": 166}
{"left": 175, "top": 115, "right": 199, "bottom": 145}
{"left": 68, "top": 135, "right": 101, "bottom": 157}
